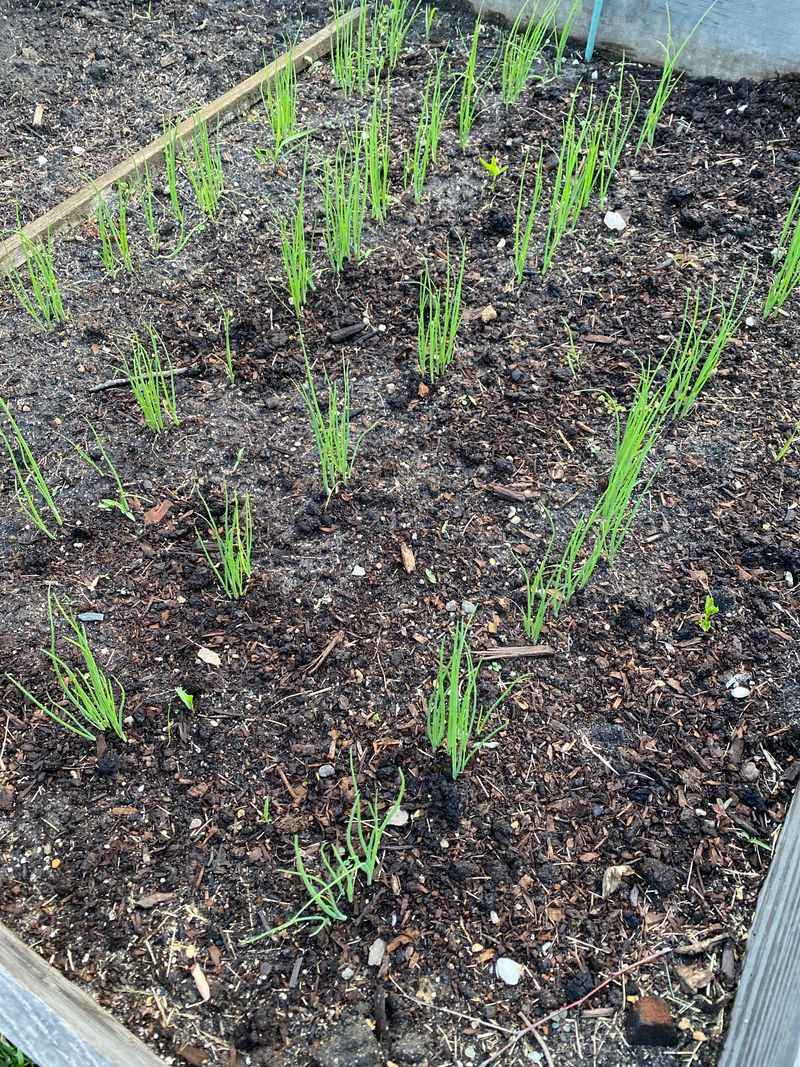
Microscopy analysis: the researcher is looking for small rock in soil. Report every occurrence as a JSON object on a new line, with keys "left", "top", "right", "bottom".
{"left": 741, "top": 760, "right": 759, "bottom": 782}
{"left": 391, "top": 1032, "right": 430, "bottom": 1065}
{"left": 495, "top": 957, "right": 523, "bottom": 985}
{"left": 640, "top": 858, "right": 680, "bottom": 896}
{"left": 318, "top": 764, "right": 335, "bottom": 779}
{"left": 310, "top": 1019, "right": 381, "bottom": 1067}
{"left": 388, "top": 808, "right": 409, "bottom": 827}
{"left": 626, "top": 996, "right": 679, "bottom": 1047}
{"left": 368, "top": 938, "right": 386, "bottom": 967}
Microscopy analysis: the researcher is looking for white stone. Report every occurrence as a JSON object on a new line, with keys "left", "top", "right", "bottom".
{"left": 352, "top": 565, "right": 366, "bottom": 577}
{"left": 495, "top": 957, "right": 523, "bottom": 985}
{"left": 368, "top": 938, "right": 386, "bottom": 967}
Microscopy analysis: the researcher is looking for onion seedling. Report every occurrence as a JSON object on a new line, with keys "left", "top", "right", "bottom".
{"left": 331, "top": 0, "right": 384, "bottom": 95}
{"left": 500, "top": 0, "right": 558, "bottom": 105}
{"left": 0, "top": 397, "right": 63, "bottom": 539}
{"left": 417, "top": 241, "right": 466, "bottom": 382}
{"left": 457, "top": 17, "right": 484, "bottom": 149}
{"left": 764, "top": 182, "right": 800, "bottom": 318}
{"left": 196, "top": 484, "right": 253, "bottom": 599}
{"left": 183, "top": 118, "right": 224, "bottom": 220}
{"left": 279, "top": 168, "right": 314, "bottom": 316}
{"left": 6, "top": 229, "right": 67, "bottom": 331}
{"left": 121, "top": 325, "right": 180, "bottom": 433}
{"left": 362, "top": 81, "right": 392, "bottom": 221}
{"left": 216, "top": 299, "right": 235, "bottom": 382}
{"left": 381, "top": 0, "right": 420, "bottom": 69}
{"left": 96, "top": 182, "right": 133, "bottom": 274}
{"left": 6, "top": 590, "right": 126, "bottom": 743}
{"left": 261, "top": 53, "right": 301, "bottom": 161}
{"left": 321, "top": 135, "right": 367, "bottom": 271}
{"left": 512, "top": 147, "right": 544, "bottom": 286}
{"left": 596, "top": 62, "right": 640, "bottom": 205}
{"left": 775, "top": 417, "right": 800, "bottom": 462}
{"left": 73, "top": 421, "right": 135, "bottom": 521}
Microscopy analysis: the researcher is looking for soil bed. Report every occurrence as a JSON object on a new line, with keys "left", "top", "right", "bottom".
{"left": 2, "top": 4, "right": 800, "bottom": 1067}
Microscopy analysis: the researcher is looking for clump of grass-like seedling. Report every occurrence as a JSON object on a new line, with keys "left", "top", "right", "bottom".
{"left": 261, "top": 53, "right": 301, "bottom": 160}
{"left": 500, "top": 0, "right": 557, "bottom": 104}
{"left": 363, "top": 82, "right": 392, "bottom": 221}
{"left": 404, "top": 60, "right": 451, "bottom": 200}
{"left": 6, "top": 591, "right": 126, "bottom": 742}
{"left": 196, "top": 484, "right": 253, "bottom": 599}
{"left": 244, "top": 752, "right": 405, "bottom": 938}
{"left": 512, "top": 148, "right": 544, "bottom": 285}
{"left": 121, "top": 325, "right": 180, "bottom": 433}
{"left": 96, "top": 182, "right": 133, "bottom": 274}
{"left": 321, "top": 135, "right": 367, "bottom": 271}
{"left": 73, "top": 422, "right": 135, "bottom": 520}
{"left": 381, "top": 0, "right": 420, "bottom": 69}
{"left": 216, "top": 299, "right": 235, "bottom": 383}
{"left": 418, "top": 242, "right": 466, "bottom": 382}
{"left": 6, "top": 229, "right": 67, "bottom": 330}
{"left": 299, "top": 354, "right": 371, "bottom": 499}
{"left": 0, "top": 397, "right": 63, "bottom": 538}
{"left": 183, "top": 118, "right": 224, "bottom": 220}
{"left": 427, "top": 618, "right": 523, "bottom": 779}
{"left": 596, "top": 63, "right": 640, "bottom": 205}
{"left": 331, "top": 1, "right": 384, "bottom": 95}
{"left": 279, "top": 169, "right": 314, "bottom": 315}
{"left": 0, "top": 1036, "right": 33, "bottom": 1067}
{"left": 457, "top": 17, "right": 486, "bottom": 149}
{"left": 764, "top": 183, "right": 800, "bottom": 317}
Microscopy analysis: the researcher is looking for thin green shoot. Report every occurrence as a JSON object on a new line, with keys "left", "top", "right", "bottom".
{"left": 424, "top": 4, "right": 436, "bottom": 37}
{"left": 278, "top": 168, "right": 314, "bottom": 316}
{"left": 216, "top": 299, "right": 235, "bottom": 383}
{"left": 636, "top": 3, "right": 711, "bottom": 152}
{"left": 121, "top": 325, "right": 180, "bottom": 433}
{"left": 73, "top": 422, "right": 135, "bottom": 521}
{"left": 363, "top": 82, "right": 392, "bottom": 221}
{"left": 457, "top": 17, "right": 483, "bottom": 149}
{"left": 597, "top": 62, "right": 640, "bottom": 205}
{"left": 162, "top": 123, "right": 185, "bottom": 231}
{"left": 298, "top": 354, "right": 371, "bottom": 499}
{"left": 261, "top": 796, "right": 271, "bottom": 824}
{"left": 6, "top": 229, "right": 67, "bottom": 330}
{"left": 500, "top": 0, "right": 557, "bottom": 105}
{"left": 96, "top": 182, "right": 133, "bottom": 274}
{"left": 540, "top": 92, "right": 597, "bottom": 274}
{"left": 261, "top": 54, "right": 301, "bottom": 160}
{"left": 382, "top": 0, "right": 421, "bottom": 69}
{"left": 331, "top": 1, "right": 383, "bottom": 96}
{"left": 427, "top": 618, "right": 522, "bottom": 779}
{"left": 562, "top": 317, "right": 580, "bottom": 376}
{"left": 196, "top": 485, "right": 253, "bottom": 599}
{"left": 698, "top": 594, "right": 718, "bottom": 633}
{"left": 320, "top": 135, "right": 367, "bottom": 272}
{"left": 552, "top": 0, "right": 580, "bottom": 73}
{"left": 775, "top": 417, "right": 800, "bottom": 462}
{"left": 512, "top": 147, "right": 544, "bottom": 286}
{"left": 0, "top": 397, "right": 63, "bottom": 539}
{"left": 175, "top": 687, "right": 195, "bottom": 710}
{"left": 6, "top": 590, "right": 126, "bottom": 743}
{"left": 183, "top": 118, "right": 224, "bottom": 220}
{"left": 418, "top": 242, "right": 466, "bottom": 382}
{"left": 764, "top": 183, "right": 800, "bottom": 317}
{"left": 403, "top": 58, "right": 452, "bottom": 198}
{"left": 516, "top": 516, "right": 554, "bottom": 641}
{"left": 345, "top": 750, "right": 405, "bottom": 885}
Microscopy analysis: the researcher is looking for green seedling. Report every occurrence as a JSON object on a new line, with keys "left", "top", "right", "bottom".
{"left": 6, "top": 229, "right": 67, "bottom": 330}
{"left": 363, "top": 82, "right": 392, "bottom": 221}
{"left": 775, "top": 418, "right": 800, "bottom": 462}
{"left": 96, "top": 182, "right": 133, "bottom": 274}
{"left": 404, "top": 58, "right": 452, "bottom": 202}
{"left": 479, "top": 154, "right": 507, "bottom": 192}
{"left": 321, "top": 135, "right": 367, "bottom": 271}
{"left": 331, "top": 0, "right": 383, "bottom": 95}
{"left": 278, "top": 169, "right": 314, "bottom": 316}
{"left": 427, "top": 618, "right": 523, "bottom": 779}
{"left": 764, "top": 183, "right": 800, "bottom": 317}
{"left": 0, "top": 1036, "right": 33, "bottom": 1067}
{"left": 121, "top": 325, "right": 180, "bottom": 433}
{"left": 382, "top": 0, "right": 421, "bottom": 68}
{"left": 562, "top": 318, "right": 580, "bottom": 376}
{"left": 698, "top": 593, "right": 719, "bottom": 633}
{"left": 196, "top": 485, "right": 253, "bottom": 599}
{"left": 138, "top": 162, "right": 160, "bottom": 250}
{"left": 541, "top": 93, "right": 587, "bottom": 275}
{"left": 597, "top": 63, "right": 640, "bottom": 205}
{"left": 73, "top": 422, "right": 135, "bottom": 521}
{"left": 175, "top": 686, "right": 195, "bottom": 710}
{"left": 424, "top": 4, "right": 436, "bottom": 37}
{"left": 500, "top": 0, "right": 557, "bottom": 104}
{"left": 245, "top": 754, "right": 404, "bottom": 938}
{"left": 457, "top": 17, "right": 484, "bottom": 149}
{"left": 0, "top": 397, "right": 63, "bottom": 539}
{"left": 216, "top": 299, "right": 235, "bottom": 383}
{"left": 183, "top": 118, "right": 224, "bottom": 220}
{"left": 417, "top": 241, "right": 467, "bottom": 382}
{"left": 552, "top": 0, "right": 580, "bottom": 73}
{"left": 636, "top": 4, "right": 712, "bottom": 151}
{"left": 516, "top": 516, "right": 555, "bottom": 641}
{"left": 162, "top": 123, "right": 185, "bottom": 232}
{"left": 298, "top": 353, "right": 371, "bottom": 499}
{"left": 7, "top": 591, "right": 126, "bottom": 742}
{"left": 512, "top": 148, "right": 544, "bottom": 286}
{"left": 261, "top": 796, "right": 272, "bottom": 824}
{"left": 261, "top": 52, "right": 300, "bottom": 160}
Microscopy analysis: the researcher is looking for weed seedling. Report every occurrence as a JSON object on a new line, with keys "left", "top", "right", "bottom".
{"left": 73, "top": 422, "right": 135, "bottom": 520}
{"left": 698, "top": 593, "right": 719, "bottom": 632}
{"left": 6, "top": 229, "right": 67, "bottom": 330}
{"left": 0, "top": 397, "right": 63, "bottom": 538}
{"left": 764, "top": 183, "right": 800, "bottom": 317}
{"left": 196, "top": 485, "right": 254, "bottom": 599}
{"left": 299, "top": 354, "right": 371, "bottom": 499}
{"left": 479, "top": 154, "right": 507, "bottom": 194}
{"left": 7, "top": 591, "right": 126, "bottom": 742}
{"left": 122, "top": 325, "right": 180, "bottom": 432}
{"left": 427, "top": 619, "right": 522, "bottom": 779}
{"left": 417, "top": 241, "right": 466, "bottom": 382}
{"left": 175, "top": 686, "right": 195, "bottom": 710}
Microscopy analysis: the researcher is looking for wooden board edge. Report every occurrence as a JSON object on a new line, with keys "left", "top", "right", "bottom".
{"left": 0, "top": 9, "right": 360, "bottom": 276}
{"left": 718, "top": 784, "right": 800, "bottom": 1067}
{"left": 0, "top": 922, "right": 168, "bottom": 1067}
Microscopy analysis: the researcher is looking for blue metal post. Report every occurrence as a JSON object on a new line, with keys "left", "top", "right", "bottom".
{"left": 584, "top": 0, "right": 606, "bottom": 61}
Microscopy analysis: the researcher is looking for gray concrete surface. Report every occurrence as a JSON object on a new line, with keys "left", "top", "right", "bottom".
{"left": 468, "top": 0, "right": 800, "bottom": 81}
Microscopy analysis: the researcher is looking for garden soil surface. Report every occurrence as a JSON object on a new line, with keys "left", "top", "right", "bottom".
{"left": 2, "top": 2, "right": 800, "bottom": 1066}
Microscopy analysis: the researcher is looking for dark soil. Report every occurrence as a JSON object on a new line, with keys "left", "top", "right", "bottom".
{"left": 2, "top": 3, "right": 800, "bottom": 1066}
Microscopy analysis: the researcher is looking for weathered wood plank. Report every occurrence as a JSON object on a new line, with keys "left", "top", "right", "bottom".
{"left": 0, "top": 922, "right": 167, "bottom": 1067}
{"left": 719, "top": 786, "right": 800, "bottom": 1067}
{"left": 0, "top": 9, "right": 360, "bottom": 275}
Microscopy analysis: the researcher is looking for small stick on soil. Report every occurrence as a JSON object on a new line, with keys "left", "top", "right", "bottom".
{"left": 303, "top": 630, "right": 345, "bottom": 675}
{"left": 88, "top": 367, "right": 192, "bottom": 393}
{"left": 483, "top": 482, "right": 533, "bottom": 504}
{"left": 474, "top": 645, "right": 554, "bottom": 660}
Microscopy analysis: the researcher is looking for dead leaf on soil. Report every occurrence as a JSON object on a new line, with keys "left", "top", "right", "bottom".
{"left": 399, "top": 541, "right": 416, "bottom": 573}
{"left": 177, "top": 1045, "right": 209, "bottom": 1065}
{"left": 197, "top": 646, "right": 222, "bottom": 667}
{"left": 191, "top": 962, "right": 211, "bottom": 1001}
{"left": 144, "top": 499, "right": 172, "bottom": 525}
{"left": 674, "top": 962, "right": 715, "bottom": 993}
{"left": 418, "top": 382, "right": 429, "bottom": 398}
{"left": 136, "top": 892, "right": 175, "bottom": 909}
{"left": 602, "top": 863, "right": 635, "bottom": 898}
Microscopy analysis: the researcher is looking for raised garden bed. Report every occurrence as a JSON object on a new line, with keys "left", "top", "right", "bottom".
{"left": 1, "top": 2, "right": 800, "bottom": 1066}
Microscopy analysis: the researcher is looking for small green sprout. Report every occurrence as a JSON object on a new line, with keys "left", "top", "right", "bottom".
{"left": 479, "top": 154, "right": 507, "bottom": 192}
{"left": 175, "top": 687, "right": 195, "bottom": 711}
{"left": 261, "top": 797, "right": 272, "bottom": 824}
{"left": 699, "top": 594, "right": 719, "bottom": 633}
